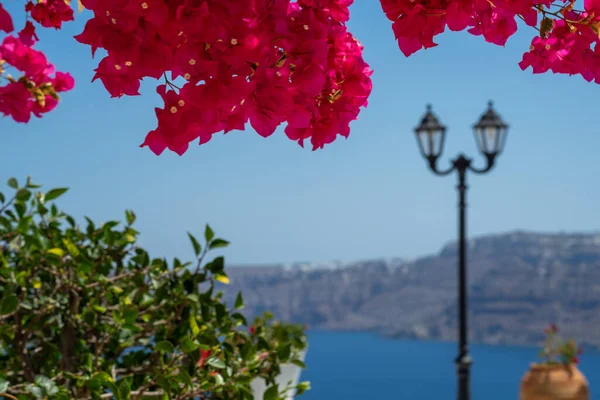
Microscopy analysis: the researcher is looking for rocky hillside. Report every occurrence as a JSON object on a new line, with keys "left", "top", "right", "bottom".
{"left": 222, "top": 231, "right": 600, "bottom": 348}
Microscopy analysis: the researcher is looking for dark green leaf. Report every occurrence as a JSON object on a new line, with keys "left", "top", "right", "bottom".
{"left": 263, "top": 385, "right": 279, "bottom": 400}
{"left": 155, "top": 340, "right": 175, "bottom": 354}
{"left": 7, "top": 178, "right": 18, "bottom": 189}
{"left": 26, "top": 177, "right": 41, "bottom": 189}
{"left": 290, "top": 359, "right": 307, "bottom": 369}
{"left": 87, "top": 379, "right": 101, "bottom": 390}
{"left": 205, "top": 256, "right": 225, "bottom": 274}
{"left": 232, "top": 313, "right": 247, "bottom": 325}
{"left": 187, "top": 232, "right": 202, "bottom": 256}
{"left": 105, "top": 382, "right": 121, "bottom": 400}
{"left": 178, "top": 369, "right": 192, "bottom": 388}
{"left": 15, "top": 188, "right": 31, "bottom": 201}
{"left": 0, "top": 294, "right": 18, "bottom": 315}
{"left": 180, "top": 336, "right": 198, "bottom": 353}
{"left": 125, "top": 210, "right": 136, "bottom": 225}
{"left": 209, "top": 238, "right": 230, "bottom": 249}
{"left": 119, "top": 379, "right": 130, "bottom": 400}
{"left": 235, "top": 292, "right": 244, "bottom": 309}
{"left": 44, "top": 187, "right": 69, "bottom": 201}
{"left": 207, "top": 357, "right": 226, "bottom": 369}
{"left": 156, "top": 376, "right": 170, "bottom": 394}
{"left": 277, "top": 343, "right": 291, "bottom": 360}
{"left": 204, "top": 224, "right": 215, "bottom": 243}
{"left": 122, "top": 309, "right": 138, "bottom": 324}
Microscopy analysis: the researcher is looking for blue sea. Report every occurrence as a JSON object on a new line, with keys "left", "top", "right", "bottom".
{"left": 299, "top": 331, "right": 600, "bottom": 400}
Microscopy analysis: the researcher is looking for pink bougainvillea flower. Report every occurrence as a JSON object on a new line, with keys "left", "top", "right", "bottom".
{"left": 52, "top": 71, "right": 75, "bottom": 92}
{"left": 446, "top": 0, "right": 474, "bottom": 31}
{"left": 0, "top": 36, "right": 50, "bottom": 77}
{"left": 0, "top": 82, "right": 33, "bottom": 123}
{"left": 92, "top": 56, "right": 141, "bottom": 98}
{"left": 0, "top": 2, "right": 14, "bottom": 33}
{"left": 298, "top": 0, "right": 354, "bottom": 22}
{"left": 18, "top": 21, "right": 39, "bottom": 46}
{"left": 25, "top": 0, "right": 74, "bottom": 29}
{"left": 584, "top": 0, "right": 600, "bottom": 13}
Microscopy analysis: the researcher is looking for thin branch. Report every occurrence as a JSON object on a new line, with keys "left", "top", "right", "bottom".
{"left": 86, "top": 266, "right": 151, "bottom": 289}
{"left": 194, "top": 245, "right": 209, "bottom": 275}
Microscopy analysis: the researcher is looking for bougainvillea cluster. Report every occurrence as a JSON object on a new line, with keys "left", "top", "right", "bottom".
{"left": 2, "top": 0, "right": 600, "bottom": 155}
{"left": 380, "top": 0, "right": 600, "bottom": 82}
{"left": 73, "top": 0, "right": 373, "bottom": 154}
{"left": 0, "top": 1, "right": 75, "bottom": 123}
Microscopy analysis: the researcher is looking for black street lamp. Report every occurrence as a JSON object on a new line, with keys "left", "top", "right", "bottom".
{"left": 413, "top": 102, "right": 509, "bottom": 400}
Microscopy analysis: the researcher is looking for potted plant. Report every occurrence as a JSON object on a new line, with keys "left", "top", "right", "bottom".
{"left": 520, "top": 324, "right": 589, "bottom": 400}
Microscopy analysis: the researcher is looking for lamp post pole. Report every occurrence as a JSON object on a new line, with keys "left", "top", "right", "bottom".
{"left": 413, "top": 103, "right": 509, "bottom": 400}
{"left": 455, "top": 155, "right": 471, "bottom": 400}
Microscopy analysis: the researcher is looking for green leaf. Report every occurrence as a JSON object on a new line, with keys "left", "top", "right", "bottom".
{"left": 92, "top": 305, "right": 107, "bottom": 313}
{"left": 214, "top": 273, "right": 230, "bottom": 284}
{"left": 44, "top": 188, "right": 69, "bottom": 201}
{"left": 0, "top": 294, "right": 18, "bottom": 315}
{"left": 105, "top": 382, "right": 121, "bottom": 400}
{"left": 62, "top": 238, "right": 80, "bottom": 257}
{"left": 28, "top": 384, "right": 44, "bottom": 399}
{"left": 213, "top": 373, "right": 224, "bottom": 386}
{"left": 93, "top": 372, "right": 113, "bottom": 383}
{"left": 277, "top": 343, "right": 292, "bottom": 360}
{"left": 232, "top": 313, "right": 248, "bottom": 326}
{"left": 35, "top": 375, "right": 58, "bottom": 395}
{"left": 7, "top": 178, "right": 18, "bottom": 189}
{"left": 180, "top": 336, "right": 198, "bottom": 353}
{"left": 235, "top": 292, "right": 244, "bottom": 309}
{"left": 187, "top": 232, "right": 202, "bottom": 256}
{"left": 122, "top": 309, "right": 138, "bottom": 324}
{"left": 178, "top": 370, "right": 192, "bottom": 388}
{"left": 209, "top": 238, "right": 230, "bottom": 249}
{"left": 119, "top": 379, "right": 131, "bottom": 400}
{"left": 87, "top": 378, "right": 101, "bottom": 390}
{"left": 189, "top": 314, "right": 200, "bottom": 336}
{"left": 204, "top": 224, "right": 215, "bottom": 243}
{"left": 155, "top": 340, "right": 175, "bottom": 354}
{"left": 0, "top": 378, "right": 8, "bottom": 393}
{"left": 296, "top": 381, "right": 311, "bottom": 395}
{"left": 15, "top": 188, "right": 31, "bottom": 201}
{"left": 263, "top": 385, "right": 279, "bottom": 400}
{"left": 125, "top": 210, "right": 136, "bottom": 225}
{"left": 26, "top": 176, "right": 41, "bottom": 189}
{"left": 291, "top": 359, "right": 307, "bottom": 369}
{"left": 109, "top": 285, "right": 124, "bottom": 295}
{"left": 207, "top": 357, "right": 226, "bottom": 369}
{"left": 47, "top": 248, "right": 64, "bottom": 257}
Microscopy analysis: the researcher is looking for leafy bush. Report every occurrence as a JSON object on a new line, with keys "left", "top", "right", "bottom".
{"left": 0, "top": 177, "right": 308, "bottom": 399}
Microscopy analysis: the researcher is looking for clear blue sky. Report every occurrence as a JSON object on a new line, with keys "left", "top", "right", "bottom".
{"left": 1, "top": 2, "right": 599, "bottom": 265}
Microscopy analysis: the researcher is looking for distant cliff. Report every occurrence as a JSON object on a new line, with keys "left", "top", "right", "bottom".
{"left": 221, "top": 231, "right": 600, "bottom": 348}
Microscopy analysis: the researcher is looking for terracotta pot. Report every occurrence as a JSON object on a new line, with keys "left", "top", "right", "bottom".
{"left": 520, "top": 363, "right": 589, "bottom": 400}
